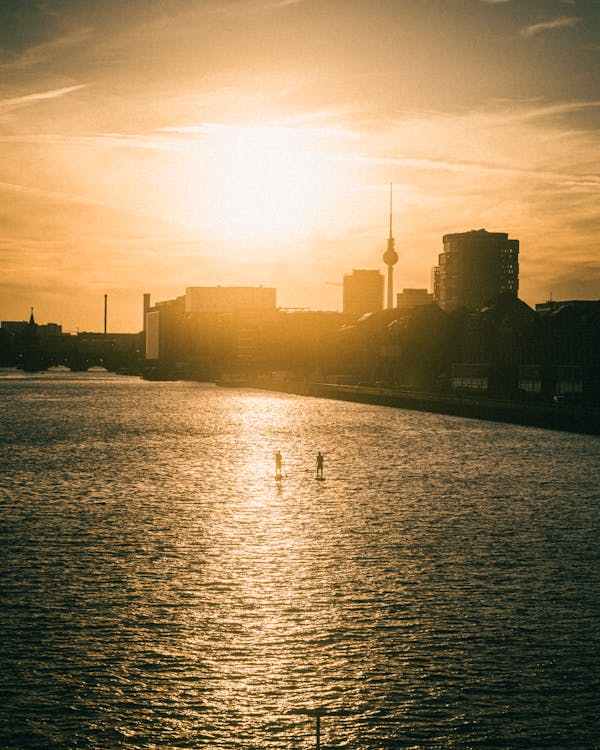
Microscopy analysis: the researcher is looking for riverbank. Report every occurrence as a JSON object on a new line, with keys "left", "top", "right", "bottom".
{"left": 225, "top": 377, "right": 600, "bottom": 436}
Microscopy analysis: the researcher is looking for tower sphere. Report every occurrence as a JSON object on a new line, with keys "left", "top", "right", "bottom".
{"left": 383, "top": 244, "right": 398, "bottom": 267}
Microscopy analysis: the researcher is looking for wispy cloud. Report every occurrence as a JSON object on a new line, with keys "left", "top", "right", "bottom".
{"left": 0, "top": 27, "right": 93, "bottom": 70}
{"left": 0, "top": 179, "right": 194, "bottom": 231}
{"left": 0, "top": 85, "right": 86, "bottom": 113}
{"left": 209, "top": 0, "right": 304, "bottom": 16}
{"left": 360, "top": 153, "right": 600, "bottom": 190}
{"left": 520, "top": 16, "right": 582, "bottom": 38}
{"left": 259, "top": 0, "right": 304, "bottom": 7}
{"left": 0, "top": 180, "right": 109, "bottom": 207}
{"left": 159, "top": 118, "right": 357, "bottom": 143}
{"left": 489, "top": 98, "right": 600, "bottom": 122}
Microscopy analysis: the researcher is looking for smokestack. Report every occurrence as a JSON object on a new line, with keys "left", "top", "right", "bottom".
{"left": 104, "top": 294, "right": 107, "bottom": 335}
{"left": 143, "top": 293, "right": 151, "bottom": 335}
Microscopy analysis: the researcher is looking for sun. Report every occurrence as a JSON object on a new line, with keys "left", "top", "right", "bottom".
{"left": 194, "top": 124, "right": 334, "bottom": 242}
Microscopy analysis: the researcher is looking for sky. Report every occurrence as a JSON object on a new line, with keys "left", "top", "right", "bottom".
{"left": 1, "top": 0, "right": 599, "bottom": 332}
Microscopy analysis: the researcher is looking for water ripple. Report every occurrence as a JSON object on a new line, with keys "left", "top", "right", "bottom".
{"left": 1, "top": 373, "right": 599, "bottom": 748}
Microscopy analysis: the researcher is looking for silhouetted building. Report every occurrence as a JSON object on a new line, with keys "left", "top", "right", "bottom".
{"left": 265, "top": 310, "right": 345, "bottom": 379}
{"left": 433, "top": 229, "right": 519, "bottom": 312}
{"left": 452, "top": 294, "right": 539, "bottom": 395}
{"left": 145, "top": 295, "right": 185, "bottom": 362}
{"left": 396, "top": 288, "right": 433, "bottom": 310}
{"left": 334, "top": 305, "right": 455, "bottom": 388}
{"left": 535, "top": 299, "right": 599, "bottom": 314}
{"left": 535, "top": 299, "right": 600, "bottom": 402}
{"left": 143, "top": 293, "right": 151, "bottom": 337}
{"left": 383, "top": 304, "right": 454, "bottom": 389}
{"left": 144, "top": 286, "right": 277, "bottom": 378}
{"left": 343, "top": 270, "right": 384, "bottom": 317}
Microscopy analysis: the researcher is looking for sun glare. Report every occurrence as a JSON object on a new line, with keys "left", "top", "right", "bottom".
{"left": 196, "top": 124, "right": 334, "bottom": 242}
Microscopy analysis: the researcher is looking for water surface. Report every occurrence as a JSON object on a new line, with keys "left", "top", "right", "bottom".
{"left": 1, "top": 372, "right": 599, "bottom": 748}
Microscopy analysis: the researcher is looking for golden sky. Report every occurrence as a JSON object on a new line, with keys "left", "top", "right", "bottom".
{"left": 1, "top": 0, "right": 599, "bottom": 331}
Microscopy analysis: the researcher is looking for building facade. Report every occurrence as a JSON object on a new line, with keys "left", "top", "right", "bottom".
{"left": 144, "top": 286, "right": 277, "bottom": 377}
{"left": 433, "top": 229, "right": 519, "bottom": 312}
{"left": 396, "top": 288, "right": 433, "bottom": 310}
{"left": 185, "top": 286, "right": 276, "bottom": 314}
{"left": 343, "top": 270, "right": 384, "bottom": 316}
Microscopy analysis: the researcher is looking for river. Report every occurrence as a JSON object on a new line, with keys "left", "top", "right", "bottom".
{"left": 1, "top": 371, "right": 598, "bottom": 749}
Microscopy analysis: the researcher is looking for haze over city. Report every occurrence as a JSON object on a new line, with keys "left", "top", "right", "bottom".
{"left": 1, "top": 0, "right": 599, "bottom": 332}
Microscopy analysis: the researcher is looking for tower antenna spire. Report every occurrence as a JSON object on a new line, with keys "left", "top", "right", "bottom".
{"left": 389, "top": 182, "right": 393, "bottom": 240}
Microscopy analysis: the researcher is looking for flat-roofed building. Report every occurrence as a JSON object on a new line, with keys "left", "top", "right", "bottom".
{"left": 144, "top": 287, "right": 277, "bottom": 376}
{"left": 396, "top": 288, "right": 433, "bottom": 310}
{"left": 343, "top": 270, "right": 384, "bottom": 316}
{"left": 144, "top": 296, "right": 185, "bottom": 361}
{"left": 145, "top": 310, "right": 160, "bottom": 360}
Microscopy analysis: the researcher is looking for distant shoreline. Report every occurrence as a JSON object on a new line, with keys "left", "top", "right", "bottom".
{"left": 221, "top": 378, "right": 600, "bottom": 436}
{"left": 4, "top": 367, "right": 597, "bottom": 435}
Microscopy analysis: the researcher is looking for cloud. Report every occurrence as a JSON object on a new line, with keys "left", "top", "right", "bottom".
{"left": 0, "top": 85, "right": 86, "bottom": 112}
{"left": 338, "top": 97, "right": 598, "bottom": 247}
{"left": 1, "top": 84, "right": 598, "bottom": 326}
{"left": 212, "top": 0, "right": 305, "bottom": 14}
{"left": 158, "top": 117, "right": 358, "bottom": 144}
{"left": 520, "top": 16, "right": 582, "bottom": 38}
{"left": 0, "top": 179, "right": 111, "bottom": 208}
{"left": 257, "top": 0, "right": 305, "bottom": 7}
{"left": 0, "top": 27, "right": 93, "bottom": 70}
{"left": 358, "top": 153, "right": 600, "bottom": 188}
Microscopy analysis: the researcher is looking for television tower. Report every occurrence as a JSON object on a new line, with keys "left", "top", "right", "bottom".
{"left": 382, "top": 183, "right": 398, "bottom": 309}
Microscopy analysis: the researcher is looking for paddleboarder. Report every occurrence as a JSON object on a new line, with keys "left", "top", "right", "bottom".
{"left": 316, "top": 451, "right": 324, "bottom": 479}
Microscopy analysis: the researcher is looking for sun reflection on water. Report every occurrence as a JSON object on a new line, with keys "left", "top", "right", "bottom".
{"left": 2, "top": 377, "right": 599, "bottom": 748}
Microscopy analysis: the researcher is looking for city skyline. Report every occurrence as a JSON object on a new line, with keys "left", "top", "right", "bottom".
{"left": 1, "top": 0, "right": 599, "bottom": 332}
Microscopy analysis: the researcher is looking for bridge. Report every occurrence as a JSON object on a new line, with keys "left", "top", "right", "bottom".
{"left": 12, "top": 333, "right": 144, "bottom": 374}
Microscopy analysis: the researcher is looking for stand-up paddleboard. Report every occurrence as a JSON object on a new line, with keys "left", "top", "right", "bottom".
{"left": 315, "top": 476, "right": 325, "bottom": 481}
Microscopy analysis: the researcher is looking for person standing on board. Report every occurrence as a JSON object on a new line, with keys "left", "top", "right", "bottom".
{"left": 275, "top": 450, "right": 283, "bottom": 480}
{"left": 316, "top": 451, "right": 324, "bottom": 479}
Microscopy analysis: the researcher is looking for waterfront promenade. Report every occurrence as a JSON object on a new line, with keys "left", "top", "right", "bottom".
{"left": 236, "top": 378, "right": 600, "bottom": 436}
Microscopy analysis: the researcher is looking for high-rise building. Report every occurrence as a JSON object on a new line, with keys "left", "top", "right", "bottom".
{"left": 343, "top": 270, "right": 384, "bottom": 316}
{"left": 433, "top": 229, "right": 519, "bottom": 311}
